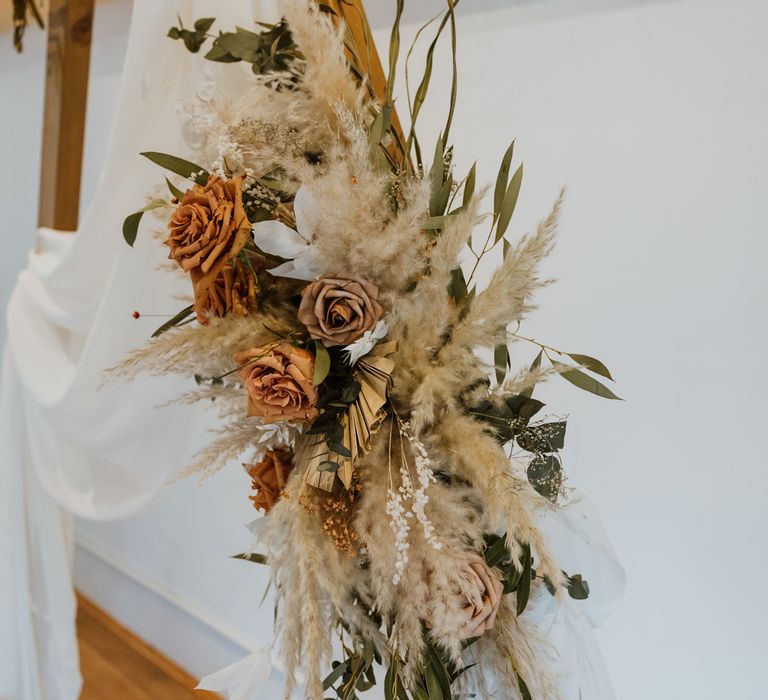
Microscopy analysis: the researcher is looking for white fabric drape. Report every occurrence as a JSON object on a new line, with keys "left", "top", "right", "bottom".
{"left": 0, "top": 1, "right": 623, "bottom": 698}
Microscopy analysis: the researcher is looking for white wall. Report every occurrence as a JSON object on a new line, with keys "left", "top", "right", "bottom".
{"left": 2, "top": 1, "right": 767, "bottom": 698}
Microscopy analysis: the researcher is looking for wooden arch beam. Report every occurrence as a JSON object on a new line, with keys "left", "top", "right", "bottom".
{"left": 37, "top": 0, "right": 94, "bottom": 231}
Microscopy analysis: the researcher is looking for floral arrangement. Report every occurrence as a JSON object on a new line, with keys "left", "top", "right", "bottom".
{"left": 114, "top": 2, "right": 619, "bottom": 698}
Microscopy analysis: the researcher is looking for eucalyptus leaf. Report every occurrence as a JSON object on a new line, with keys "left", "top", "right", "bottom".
{"left": 526, "top": 454, "right": 563, "bottom": 502}
{"left": 463, "top": 162, "right": 476, "bottom": 208}
{"left": 122, "top": 198, "right": 169, "bottom": 247}
{"left": 567, "top": 574, "right": 591, "bottom": 600}
{"left": 517, "top": 673, "right": 533, "bottom": 700}
{"left": 165, "top": 176, "right": 186, "bottom": 200}
{"left": 313, "top": 341, "right": 331, "bottom": 385}
{"left": 140, "top": 151, "right": 209, "bottom": 185}
{"left": 429, "top": 135, "right": 446, "bottom": 216}
{"left": 520, "top": 350, "right": 543, "bottom": 398}
{"left": 554, "top": 362, "right": 623, "bottom": 400}
{"left": 494, "top": 344, "right": 509, "bottom": 385}
{"left": 232, "top": 552, "right": 268, "bottom": 565}
{"left": 495, "top": 163, "right": 523, "bottom": 241}
{"left": 566, "top": 352, "right": 614, "bottom": 381}
{"left": 151, "top": 304, "right": 194, "bottom": 338}
{"left": 517, "top": 544, "right": 532, "bottom": 616}
{"left": 447, "top": 267, "right": 468, "bottom": 306}
{"left": 494, "top": 141, "right": 515, "bottom": 217}
{"left": 317, "top": 461, "right": 340, "bottom": 473}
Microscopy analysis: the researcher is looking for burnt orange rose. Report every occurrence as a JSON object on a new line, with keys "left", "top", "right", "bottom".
{"left": 297, "top": 275, "right": 383, "bottom": 347}
{"left": 425, "top": 555, "right": 504, "bottom": 641}
{"left": 234, "top": 343, "right": 319, "bottom": 423}
{"left": 194, "top": 257, "right": 259, "bottom": 323}
{"left": 166, "top": 175, "right": 252, "bottom": 315}
{"left": 246, "top": 447, "right": 294, "bottom": 512}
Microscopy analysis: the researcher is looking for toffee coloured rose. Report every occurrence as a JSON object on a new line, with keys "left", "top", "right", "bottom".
{"left": 246, "top": 447, "right": 294, "bottom": 512}
{"left": 166, "top": 174, "right": 253, "bottom": 322}
{"left": 298, "top": 274, "right": 383, "bottom": 347}
{"left": 195, "top": 257, "right": 259, "bottom": 322}
{"left": 235, "top": 343, "right": 319, "bottom": 423}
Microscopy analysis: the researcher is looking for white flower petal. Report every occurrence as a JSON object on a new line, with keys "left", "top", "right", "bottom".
{"left": 251, "top": 219, "right": 308, "bottom": 259}
{"left": 293, "top": 186, "right": 320, "bottom": 240}
{"left": 196, "top": 647, "right": 273, "bottom": 700}
{"left": 343, "top": 319, "right": 389, "bottom": 365}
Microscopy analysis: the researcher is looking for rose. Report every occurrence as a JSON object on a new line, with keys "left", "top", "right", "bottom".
{"left": 297, "top": 274, "right": 383, "bottom": 347}
{"left": 194, "top": 257, "right": 259, "bottom": 323}
{"left": 166, "top": 175, "right": 252, "bottom": 306}
{"left": 425, "top": 555, "right": 504, "bottom": 641}
{"left": 246, "top": 447, "right": 294, "bottom": 513}
{"left": 234, "top": 343, "right": 319, "bottom": 423}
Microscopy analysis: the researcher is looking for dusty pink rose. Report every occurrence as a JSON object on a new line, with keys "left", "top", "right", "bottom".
{"left": 425, "top": 555, "right": 504, "bottom": 641}
{"left": 297, "top": 274, "right": 383, "bottom": 347}
{"left": 234, "top": 343, "right": 319, "bottom": 423}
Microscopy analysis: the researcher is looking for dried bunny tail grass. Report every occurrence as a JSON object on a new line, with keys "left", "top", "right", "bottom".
{"left": 428, "top": 407, "right": 564, "bottom": 588}
{"left": 104, "top": 312, "right": 295, "bottom": 382}
{"left": 446, "top": 190, "right": 564, "bottom": 359}
{"left": 160, "top": 384, "right": 246, "bottom": 419}
{"left": 458, "top": 597, "right": 562, "bottom": 699}
{"left": 498, "top": 362, "right": 566, "bottom": 397}
{"left": 178, "top": 416, "right": 298, "bottom": 480}
{"left": 280, "top": 0, "right": 366, "bottom": 121}
{"left": 354, "top": 428, "right": 488, "bottom": 680}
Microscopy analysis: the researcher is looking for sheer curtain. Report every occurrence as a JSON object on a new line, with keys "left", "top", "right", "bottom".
{"left": 0, "top": 2, "right": 278, "bottom": 697}
{"left": 0, "top": 1, "right": 622, "bottom": 698}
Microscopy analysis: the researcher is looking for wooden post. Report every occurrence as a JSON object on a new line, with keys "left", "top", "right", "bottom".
{"left": 37, "top": 0, "right": 95, "bottom": 232}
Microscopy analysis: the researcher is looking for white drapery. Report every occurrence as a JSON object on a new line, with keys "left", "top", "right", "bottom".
{"left": 0, "top": 1, "right": 623, "bottom": 698}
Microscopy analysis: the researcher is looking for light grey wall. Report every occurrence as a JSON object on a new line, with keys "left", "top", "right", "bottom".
{"left": 2, "top": 1, "right": 767, "bottom": 698}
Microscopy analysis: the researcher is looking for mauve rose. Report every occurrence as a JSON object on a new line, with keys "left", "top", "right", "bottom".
{"left": 234, "top": 343, "right": 319, "bottom": 423}
{"left": 425, "top": 555, "right": 504, "bottom": 640}
{"left": 297, "top": 275, "right": 383, "bottom": 347}
{"left": 246, "top": 447, "right": 294, "bottom": 513}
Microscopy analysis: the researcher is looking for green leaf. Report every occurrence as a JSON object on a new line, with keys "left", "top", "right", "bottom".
{"left": 194, "top": 17, "right": 215, "bottom": 32}
{"left": 517, "top": 673, "right": 533, "bottom": 700}
{"left": 495, "top": 163, "right": 523, "bottom": 241}
{"left": 462, "top": 162, "right": 476, "bottom": 209}
{"left": 520, "top": 350, "right": 543, "bottom": 398}
{"left": 517, "top": 421, "right": 567, "bottom": 453}
{"left": 122, "top": 198, "right": 168, "bottom": 247}
{"left": 494, "top": 344, "right": 509, "bottom": 385}
{"left": 122, "top": 211, "right": 143, "bottom": 247}
{"left": 517, "top": 544, "right": 532, "bottom": 616}
{"left": 232, "top": 552, "right": 268, "bottom": 565}
{"left": 323, "top": 659, "right": 351, "bottom": 690}
{"left": 140, "top": 151, "right": 209, "bottom": 185}
{"left": 165, "top": 176, "right": 186, "bottom": 200}
{"left": 151, "top": 304, "right": 194, "bottom": 338}
{"left": 429, "top": 135, "right": 445, "bottom": 217}
{"left": 317, "top": 461, "right": 340, "bottom": 473}
{"left": 425, "top": 643, "right": 452, "bottom": 699}
{"left": 330, "top": 442, "right": 352, "bottom": 458}
{"left": 313, "top": 341, "right": 331, "bottom": 386}
{"left": 447, "top": 267, "right": 468, "bottom": 306}
{"left": 494, "top": 141, "right": 515, "bottom": 217}
{"left": 567, "top": 574, "right": 591, "bottom": 600}
{"left": 566, "top": 353, "right": 614, "bottom": 381}
{"left": 554, "top": 362, "right": 623, "bottom": 400}
{"left": 423, "top": 215, "right": 451, "bottom": 230}
{"left": 526, "top": 454, "right": 563, "bottom": 502}
{"left": 484, "top": 535, "right": 510, "bottom": 568}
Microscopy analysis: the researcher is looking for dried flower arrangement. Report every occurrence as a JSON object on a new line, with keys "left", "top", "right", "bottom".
{"left": 114, "top": 2, "right": 620, "bottom": 698}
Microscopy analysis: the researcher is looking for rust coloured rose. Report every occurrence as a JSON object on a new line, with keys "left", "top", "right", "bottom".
{"left": 297, "top": 274, "right": 383, "bottom": 347}
{"left": 194, "top": 257, "right": 259, "bottom": 323}
{"left": 166, "top": 175, "right": 253, "bottom": 321}
{"left": 425, "top": 555, "right": 504, "bottom": 641}
{"left": 245, "top": 447, "right": 294, "bottom": 513}
{"left": 234, "top": 342, "right": 319, "bottom": 423}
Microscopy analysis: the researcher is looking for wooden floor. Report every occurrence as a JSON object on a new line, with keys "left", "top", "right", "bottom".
{"left": 77, "top": 594, "right": 219, "bottom": 699}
